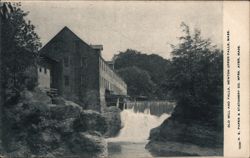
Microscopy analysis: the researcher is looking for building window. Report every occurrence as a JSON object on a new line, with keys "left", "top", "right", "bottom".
{"left": 104, "top": 79, "right": 106, "bottom": 88}
{"left": 64, "top": 57, "right": 69, "bottom": 67}
{"left": 44, "top": 68, "right": 47, "bottom": 74}
{"left": 102, "top": 77, "right": 104, "bottom": 87}
{"left": 64, "top": 75, "right": 69, "bottom": 86}
{"left": 53, "top": 41, "right": 60, "bottom": 51}
{"left": 81, "top": 75, "right": 85, "bottom": 85}
{"left": 70, "top": 57, "right": 73, "bottom": 65}
{"left": 75, "top": 41, "right": 80, "bottom": 52}
{"left": 81, "top": 56, "right": 87, "bottom": 67}
{"left": 106, "top": 80, "right": 108, "bottom": 88}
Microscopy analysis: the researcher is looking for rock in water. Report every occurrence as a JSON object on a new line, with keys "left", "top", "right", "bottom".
{"left": 102, "top": 106, "right": 122, "bottom": 137}
{"left": 73, "top": 110, "right": 108, "bottom": 135}
{"left": 146, "top": 118, "right": 223, "bottom": 156}
{"left": 68, "top": 132, "right": 108, "bottom": 158}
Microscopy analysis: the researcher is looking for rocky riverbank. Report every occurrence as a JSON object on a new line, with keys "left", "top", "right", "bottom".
{"left": 1, "top": 89, "right": 110, "bottom": 158}
{"left": 146, "top": 140, "right": 222, "bottom": 157}
{"left": 146, "top": 117, "right": 223, "bottom": 156}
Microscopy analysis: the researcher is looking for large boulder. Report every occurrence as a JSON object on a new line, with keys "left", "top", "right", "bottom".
{"left": 102, "top": 106, "right": 122, "bottom": 137}
{"left": 73, "top": 110, "right": 108, "bottom": 135}
{"left": 67, "top": 132, "right": 108, "bottom": 158}
{"left": 146, "top": 117, "right": 223, "bottom": 156}
{"left": 20, "top": 88, "right": 52, "bottom": 105}
{"left": 55, "top": 118, "right": 75, "bottom": 134}
{"left": 51, "top": 96, "right": 66, "bottom": 105}
{"left": 50, "top": 100, "right": 83, "bottom": 120}
{"left": 27, "top": 129, "right": 61, "bottom": 155}
{"left": 149, "top": 118, "right": 223, "bottom": 148}
{"left": 2, "top": 90, "right": 108, "bottom": 158}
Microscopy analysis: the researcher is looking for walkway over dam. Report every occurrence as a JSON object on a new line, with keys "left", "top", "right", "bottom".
{"left": 124, "top": 101, "right": 176, "bottom": 116}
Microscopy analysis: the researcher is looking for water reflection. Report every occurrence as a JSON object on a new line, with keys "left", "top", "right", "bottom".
{"left": 108, "top": 142, "right": 153, "bottom": 158}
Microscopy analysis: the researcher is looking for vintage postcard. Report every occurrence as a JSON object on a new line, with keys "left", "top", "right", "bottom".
{"left": 0, "top": 1, "right": 249, "bottom": 158}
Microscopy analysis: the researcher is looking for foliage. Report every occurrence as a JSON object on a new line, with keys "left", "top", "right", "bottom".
{"left": 1, "top": 3, "right": 41, "bottom": 100}
{"left": 114, "top": 49, "right": 171, "bottom": 99}
{"left": 114, "top": 23, "right": 223, "bottom": 130}
{"left": 166, "top": 23, "right": 223, "bottom": 130}
{"left": 117, "top": 66, "right": 157, "bottom": 100}
{"left": 0, "top": 2, "right": 14, "bottom": 19}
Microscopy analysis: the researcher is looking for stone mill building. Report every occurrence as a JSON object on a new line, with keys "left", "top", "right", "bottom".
{"left": 38, "top": 26, "right": 127, "bottom": 112}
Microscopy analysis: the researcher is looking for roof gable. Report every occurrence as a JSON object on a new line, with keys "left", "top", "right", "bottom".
{"left": 39, "top": 26, "right": 95, "bottom": 54}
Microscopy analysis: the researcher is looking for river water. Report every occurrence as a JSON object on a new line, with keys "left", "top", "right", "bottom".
{"left": 107, "top": 108, "right": 170, "bottom": 158}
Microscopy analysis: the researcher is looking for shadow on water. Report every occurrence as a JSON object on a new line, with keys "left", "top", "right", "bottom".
{"left": 108, "top": 141, "right": 153, "bottom": 158}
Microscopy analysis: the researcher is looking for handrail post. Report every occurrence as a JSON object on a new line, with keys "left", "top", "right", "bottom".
{"left": 0, "top": 11, "right": 3, "bottom": 151}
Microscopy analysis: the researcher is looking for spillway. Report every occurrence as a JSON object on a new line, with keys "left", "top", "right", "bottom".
{"left": 108, "top": 108, "right": 170, "bottom": 142}
{"left": 107, "top": 106, "right": 171, "bottom": 158}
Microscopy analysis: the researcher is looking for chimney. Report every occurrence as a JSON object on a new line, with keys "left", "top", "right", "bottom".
{"left": 90, "top": 45, "right": 103, "bottom": 55}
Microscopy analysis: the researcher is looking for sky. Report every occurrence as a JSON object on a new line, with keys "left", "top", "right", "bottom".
{"left": 21, "top": 1, "right": 223, "bottom": 61}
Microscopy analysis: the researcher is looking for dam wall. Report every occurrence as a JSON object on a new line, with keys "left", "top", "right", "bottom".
{"left": 125, "top": 101, "right": 176, "bottom": 116}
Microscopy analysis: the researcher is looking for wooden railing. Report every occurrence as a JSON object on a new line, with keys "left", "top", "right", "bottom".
{"left": 41, "top": 87, "right": 58, "bottom": 97}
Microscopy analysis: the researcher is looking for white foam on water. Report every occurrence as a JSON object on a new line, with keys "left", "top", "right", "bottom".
{"left": 107, "top": 107, "right": 170, "bottom": 143}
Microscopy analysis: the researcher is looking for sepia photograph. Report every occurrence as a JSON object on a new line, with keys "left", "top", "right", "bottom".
{"left": 0, "top": 1, "right": 239, "bottom": 157}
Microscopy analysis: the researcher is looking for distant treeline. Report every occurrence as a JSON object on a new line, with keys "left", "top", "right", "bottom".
{"left": 114, "top": 49, "right": 172, "bottom": 100}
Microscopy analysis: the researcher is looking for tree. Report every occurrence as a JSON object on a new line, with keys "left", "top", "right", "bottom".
{"left": 166, "top": 23, "right": 223, "bottom": 129}
{"left": 1, "top": 3, "right": 41, "bottom": 101}
{"left": 0, "top": 2, "right": 14, "bottom": 19}
{"left": 0, "top": 1, "right": 15, "bottom": 151}
{"left": 117, "top": 66, "right": 157, "bottom": 100}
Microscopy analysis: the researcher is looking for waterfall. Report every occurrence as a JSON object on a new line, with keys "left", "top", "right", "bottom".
{"left": 108, "top": 107, "right": 170, "bottom": 142}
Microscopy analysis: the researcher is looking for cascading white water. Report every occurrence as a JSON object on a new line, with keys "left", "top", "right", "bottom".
{"left": 108, "top": 107, "right": 170, "bottom": 142}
